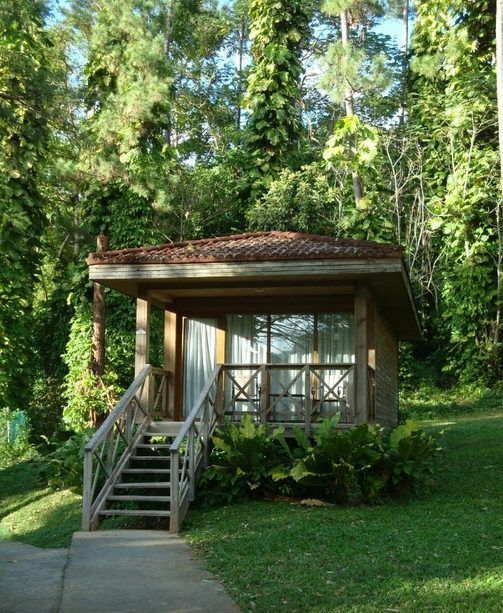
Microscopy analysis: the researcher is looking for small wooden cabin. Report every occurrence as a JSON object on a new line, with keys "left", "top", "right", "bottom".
{"left": 88, "top": 231, "right": 420, "bottom": 430}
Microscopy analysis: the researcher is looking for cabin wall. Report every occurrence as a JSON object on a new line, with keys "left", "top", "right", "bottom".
{"left": 375, "top": 308, "right": 398, "bottom": 427}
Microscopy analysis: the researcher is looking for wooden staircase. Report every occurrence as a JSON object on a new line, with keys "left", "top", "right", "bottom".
{"left": 82, "top": 364, "right": 220, "bottom": 533}
{"left": 99, "top": 421, "right": 183, "bottom": 521}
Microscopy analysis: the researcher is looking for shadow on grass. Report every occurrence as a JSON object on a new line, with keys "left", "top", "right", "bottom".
{"left": 0, "top": 491, "right": 52, "bottom": 519}
{"left": 0, "top": 460, "right": 51, "bottom": 519}
{"left": 1, "top": 460, "right": 82, "bottom": 548}
{"left": 0, "top": 460, "right": 43, "bottom": 498}
{"left": 1, "top": 496, "right": 82, "bottom": 549}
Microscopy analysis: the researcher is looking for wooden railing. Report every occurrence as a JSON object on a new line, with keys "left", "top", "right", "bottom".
{"left": 219, "top": 363, "right": 356, "bottom": 432}
{"left": 82, "top": 364, "right": 169, "bottom": 530}
{"left": 368, "top": 365, "right": 376, "bottom": 422}
{"left": 83, "top": 362, "right": 371, "bottom": 533}
{"left": 169, "top": 365, "right": 222, "bottom": 533}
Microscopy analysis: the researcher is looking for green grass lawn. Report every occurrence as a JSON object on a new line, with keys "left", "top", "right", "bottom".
{"left": 0, "top": 460, "right": 81, "bottom": 548}
{"left": 183, "top": 413, "right": 503, "bottom": 612}
{"left": 1, "top": 409, "right": 502, "bottom": 611}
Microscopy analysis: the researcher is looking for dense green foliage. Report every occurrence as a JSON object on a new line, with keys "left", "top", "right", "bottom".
{"left": 409, "top": 0, "right": 501, "bottom": 382}
{"left": 245, "top": 0, "right": 310, "bottom": 197}
{"left": 35, "top": 429, "right": 92, "bottom": 490}
{"left": 198, "top": 416, "right": 441, "bottom": 506}
{"left": 199, "top": 415, "right": 292, "bottom": 505}
{"left": 0, "top": 0, "right": 56, "bottom": 413}
{"left": 0, "top": 0, "right": 500, "bottom": 440}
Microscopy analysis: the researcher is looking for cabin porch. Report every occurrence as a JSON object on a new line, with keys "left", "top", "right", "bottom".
{"left": 82, "top": 232, "right": 420, "bottom": 533}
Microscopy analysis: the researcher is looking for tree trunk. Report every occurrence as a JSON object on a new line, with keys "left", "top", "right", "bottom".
{"left": 340, "top": 9, "right": 363, "bottom": 205}
{"left": 91, "top": 234, "right": 108, "bottom": 379}
{"left": 236, "top": 18, "right": 246, "bottom": 130}
{"left": 163, "top": 0, "right": 174, "bottom": 146}
{"left": 398, "top": 0, "right": 409, "bottom": 126}
{"left": 495, "top": 0, "right": 503, "bottom": 370}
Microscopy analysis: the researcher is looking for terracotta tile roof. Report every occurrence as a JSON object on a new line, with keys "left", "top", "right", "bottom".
{"left": 87, "top": 232, "right": 403, "bottom": 266}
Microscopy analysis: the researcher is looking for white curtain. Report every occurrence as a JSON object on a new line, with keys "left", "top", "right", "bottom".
{"left": 318, "top": 313, "right": 354, "bottom": 363}
{"left": 269, "top": 315, "right": 313, "bottom": 420}
{"left": 225, "top": 315, "right": 267, "bottom": 416}
{"left": 183, "top": 318, "right": 217, "bottom": 416}
{"left": 317, "top": 313, "right": 355, "bottom": 416}
{"left": 223, "top": 312, "right": 355, "bottom": 420}
{"left": 226, "top": 314, "right": 268, "bottom": 365}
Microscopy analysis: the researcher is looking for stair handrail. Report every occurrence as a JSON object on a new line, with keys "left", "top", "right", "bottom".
{"left": 82, "top": 364, "right": 158, "bottom": 531}
{"left": 170, "top": 364, "right": 222, "bottom": 532}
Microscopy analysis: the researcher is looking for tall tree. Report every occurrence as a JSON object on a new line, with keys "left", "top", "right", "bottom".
{"left": 245, "top": 0, "right": 310, "bottom": 198}
{"left": 409, "top": 0, "right": 500, "bottom": 381}
{"left": 0, "top": 0, "right": 56, "bottom": 412}
{"left": 496, "top": 0, "right": 503, "bottom": 360}
{"left": 320, "top": 0, "right": 391, "bottom": 206}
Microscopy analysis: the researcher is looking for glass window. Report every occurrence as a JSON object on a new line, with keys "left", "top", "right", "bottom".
{"left": 226, "top": 314, "right": 268, "bottom": 364}
{"left": 225, "top": 312, "right": 354, "bottom": 364}
{"left": 318, "top": 313, "right": 355, "bottom": 364}
{"left": 269, "top": 314, "right": 313, "bottom": 364}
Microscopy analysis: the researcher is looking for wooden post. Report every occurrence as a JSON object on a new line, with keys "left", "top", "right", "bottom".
{"left": 163, "top": 310, "right": 176, "bottom": 418}
{"left": 367, "top": 300, "right": 376, "bottom": 424}
{"left": 135, "top": 289, "right": 151, "bottom": 415}
{"left": 304, "top": 365, "right": 312, "bottom": 435}
{"left": 216, "top": 317, "right": 226, "bottom": 364}
{"left": 82, "top": 450, "right": 93, "bottom": 531}
{"left": 188, "top": 428, "right": 196, "bottom": 501}
{"left": 91, "top": 235, "right": 108, "bottom": 377}
{"left": 367, "top": 300, "right": 376, "bottom": 370}
{"left": 90, "top": 235, "right": 108, "bottom": 425}
{"left": 174, "top": 314, "right": 184, "bottom": 421}
{"left": 354, "top": 285, "right": 369, "bottom": 424}
{"left": 259, "top": 364, "right": 268, "bottom": 423}
{"left": 170, "top": 450, "right": 180, "bottom": 534}
{"left": 135, "top": 290, "right": 151, "bottom": 375}
{"left": 215, "top": 317, "right": 226, "bottom": 420}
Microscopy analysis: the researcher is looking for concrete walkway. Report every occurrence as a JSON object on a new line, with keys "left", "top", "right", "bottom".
{"left": 0, "top": 531, "right": 238, "bottom": 613}
{"left": 0, "top": 541, "right": 67, "bottom": 613}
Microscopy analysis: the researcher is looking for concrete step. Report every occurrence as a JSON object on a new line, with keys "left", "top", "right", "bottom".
{"left": 145, "top": 421, "right": 184, "bottom": 436}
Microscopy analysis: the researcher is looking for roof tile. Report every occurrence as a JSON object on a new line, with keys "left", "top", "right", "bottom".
{"left": 87, "top": 231, "right": 403, "bottom": 265}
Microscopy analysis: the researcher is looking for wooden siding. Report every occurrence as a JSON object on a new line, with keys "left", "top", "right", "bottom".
{"left": 375, "top": 308, "right": 398, "bottom": 427}
{"left": 88, "top": 258, "right": 403, "bottom": 282}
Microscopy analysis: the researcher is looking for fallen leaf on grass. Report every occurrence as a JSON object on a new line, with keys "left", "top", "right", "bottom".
{"left": 298, "top": 498, "right": 333, "bottom": 507}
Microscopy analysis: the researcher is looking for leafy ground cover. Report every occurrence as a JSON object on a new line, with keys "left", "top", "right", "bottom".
{"left": 184, "top": 412, "right": 503, "bottom": 612}
{"left": 400, "top": 384, "right": 503, "bottom": 421}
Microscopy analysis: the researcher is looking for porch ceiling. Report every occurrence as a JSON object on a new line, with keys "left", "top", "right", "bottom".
{"left": 89, "top": 258, "right": 421, "bottom": 341}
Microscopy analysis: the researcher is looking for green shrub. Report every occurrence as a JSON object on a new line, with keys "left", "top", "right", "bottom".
{"left": 0, "top": 409, "right": 36, "bottom": 468}
{"left": 199, "top": 416, "right": 442, "bottom": 507}
{"left": 36, "top": 429, "right": 93, "bottom": 491}
{"left": 290, "top": 418, "right": 388, "bottom": 504}
{"left": 198, "top": 415, "right": 292, "bottom": 506}
{"left": 387, "top": 421, "right": 442, "bottom": 495}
